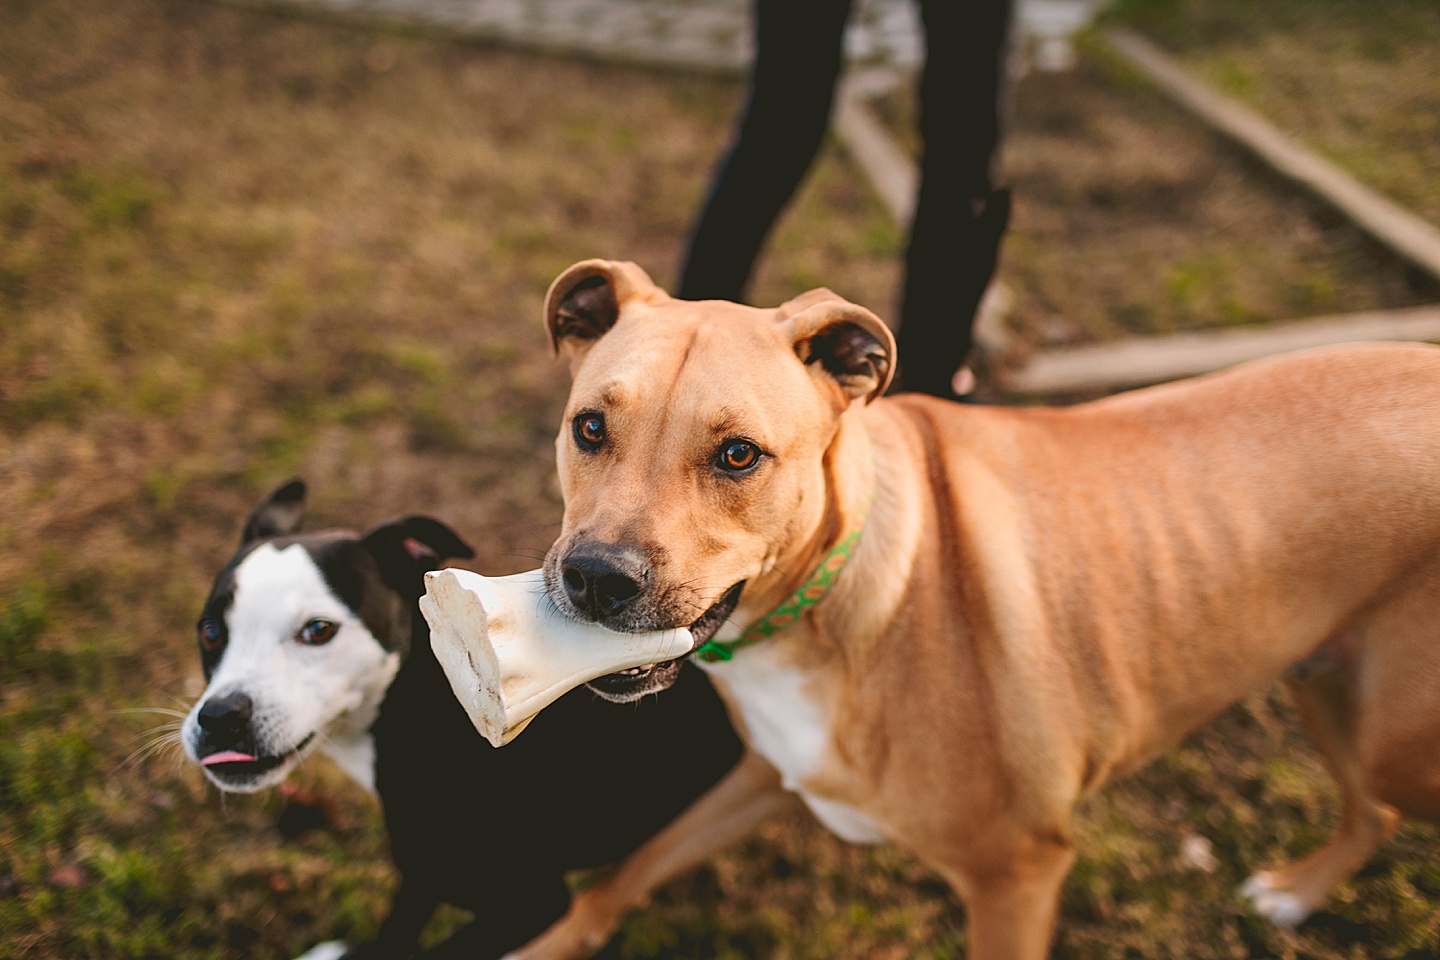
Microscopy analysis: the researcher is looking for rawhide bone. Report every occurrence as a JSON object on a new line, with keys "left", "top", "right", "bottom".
{"left": 421, "top": 568, "right": 695, "bottom": 746}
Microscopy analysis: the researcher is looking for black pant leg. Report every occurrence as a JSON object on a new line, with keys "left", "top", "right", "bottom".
{"left": 896, "top": 0, "right": 1015, "bottom": 397}
{"left": 677, "top": 0, "right": 856, "bottom": 302}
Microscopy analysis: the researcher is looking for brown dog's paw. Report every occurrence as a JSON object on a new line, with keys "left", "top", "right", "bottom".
{"left": 1238, "top": 872, "right": 1310, "bottom": 927}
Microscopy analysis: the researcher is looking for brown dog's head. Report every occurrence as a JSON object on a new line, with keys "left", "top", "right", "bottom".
{"left": 541, "top": 259, "right": 894, "bottom": 701}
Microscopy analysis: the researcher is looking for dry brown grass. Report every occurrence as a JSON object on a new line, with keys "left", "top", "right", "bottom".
{"left": 1, "top": 1, "right": 1436, "bottom": 958}
{"left": 0, "top": 0, "right": 897, "bottom": 955}
{"left": 875, "top": 42, "right": 1436, "bottom": 349}
{"left": 999, "top": 50, "right": 1436, "bottom": 347}
{"left": 1110, "top": 0, "right": 1440, "bottom": 229}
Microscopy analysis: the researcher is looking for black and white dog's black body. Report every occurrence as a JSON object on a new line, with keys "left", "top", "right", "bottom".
{"left": 182, "top": 481, "right": 742, "bottom": 960}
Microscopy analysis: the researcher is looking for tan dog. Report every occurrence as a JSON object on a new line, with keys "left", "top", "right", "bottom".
{"left": 514, "top": 258, "right": 1440, "bottom": 960}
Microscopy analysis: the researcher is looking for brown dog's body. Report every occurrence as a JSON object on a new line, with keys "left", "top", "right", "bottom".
{"left": 517, "top": 259, "right": 1440, "bottom": 959}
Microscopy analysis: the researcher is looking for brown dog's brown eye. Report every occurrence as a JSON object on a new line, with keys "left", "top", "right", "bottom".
{"left": 574, "top": 413, "right": 605, "bottom": 451}
{"left": 298, "top": 619, "right": 339, "bottom": 646}
{"left": 719, "top": 440, "right": 760, "bottom": 473}
{"left": 198, "top": 619, "right": 224, "bottom": 652}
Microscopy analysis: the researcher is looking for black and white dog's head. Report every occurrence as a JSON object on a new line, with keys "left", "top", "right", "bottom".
{"left": 181, "top": 480, "right": 473, "bottom": 793}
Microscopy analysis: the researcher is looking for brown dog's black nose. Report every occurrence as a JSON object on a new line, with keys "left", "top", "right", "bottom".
{"left": 561, "top": 547, "right": 647, "bottom": 620}
{"left": 198, "top": 692, "right": 253, "bottom": 746}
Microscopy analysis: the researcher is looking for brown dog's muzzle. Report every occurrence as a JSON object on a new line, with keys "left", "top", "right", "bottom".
{"left": 558, "top": 542, "right": 650, "bottom": 624}
{"left": 541, "top": 531, "right": 748, "bottom": 703}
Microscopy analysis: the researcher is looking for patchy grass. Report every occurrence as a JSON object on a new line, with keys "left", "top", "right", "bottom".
{"left": 0, "top": 0, "right": 896, "bottom": 956}
{"left": 1106, "top": 0, "right": 1440, "bottom": 229}
{"left": 874, "top": 46, "right": 1436, "bottom": 348}
{"left": 1, "top": 0, "right": 1435, "bottom": 958}
{"left": 996, "top": 48, "right": 1434, "bottom": 346}
{"left": 997, "top": 46, "right": 1436, "bottom": 347}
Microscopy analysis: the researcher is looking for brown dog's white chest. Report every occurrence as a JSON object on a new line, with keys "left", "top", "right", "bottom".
{"left": 703, "top": 641, "right": 885, "bottom": 844}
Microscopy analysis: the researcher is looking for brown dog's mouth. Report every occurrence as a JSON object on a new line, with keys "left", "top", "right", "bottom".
{"left": 688, "top": 581, "right": 746, "bottom": 649}
{"left": 586, "top": 582, "right": 745, "bottom": 703}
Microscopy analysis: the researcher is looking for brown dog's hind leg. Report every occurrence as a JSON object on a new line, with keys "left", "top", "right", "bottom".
{"left": 507, "top": 751, "right": 793, "bottom": 960}
{"left": 1350, "top": 555, "right": 1440, "bottom": 826}
{"left": 1240, "top": 664, "right": 1400, "bottom": 926}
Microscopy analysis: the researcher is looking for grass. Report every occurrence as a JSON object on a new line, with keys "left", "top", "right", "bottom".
{"left": 874, "top": 37, "right": 1436, "bottom": 349}
{"left": 0, "top": 0, "right": 1436, "bottom": 958}
{"left": 1105, "top": 0, "right": 1440, "bottom": 229}
{"left": 0, "top": 0, "right": 901, "bottom": 955}
{"left": 997, "top": 43, "right": 1437, "bottom": 347}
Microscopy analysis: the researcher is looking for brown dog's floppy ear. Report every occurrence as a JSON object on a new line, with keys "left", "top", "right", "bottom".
{"left": 777, "top": 286, "right": 846, "bottom": 317}
{"left": 543, "top": 259, "right": 666, "bottom": 360}
{"left": 241, "top": 478, "right": 306, "bottom": 545}
{"left": 786, "top": 297, "right": 896, "bottom": 404}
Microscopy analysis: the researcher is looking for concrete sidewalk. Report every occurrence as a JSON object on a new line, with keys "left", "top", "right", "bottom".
{"left": 279, "top": 0, "right": 926, "bottom": 72}
{"left": 273, "top": 0, "right": 1101, "bottom": 73}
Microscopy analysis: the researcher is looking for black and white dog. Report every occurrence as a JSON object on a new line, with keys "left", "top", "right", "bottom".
{"left": 181, "top": 481, "right": 743, "bottom": 959}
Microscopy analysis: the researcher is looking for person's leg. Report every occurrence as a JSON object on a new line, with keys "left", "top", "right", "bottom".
{"left": 896, "top": 0, "right": 1015, "bottom": 398}
{"left": 677, "top": 0, "right": 856, "bottom": 302}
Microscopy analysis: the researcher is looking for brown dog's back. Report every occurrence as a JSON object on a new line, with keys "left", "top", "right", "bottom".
{"left": 879, "top": 342, "right": 1440, "bottom": 783}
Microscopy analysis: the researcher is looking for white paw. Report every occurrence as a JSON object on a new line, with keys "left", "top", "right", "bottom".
{"left": 293, "top": 941, "right": 350, "bottom": 960}
{"left": 1239, "top": 874, "right": 1309, "bottom": 927}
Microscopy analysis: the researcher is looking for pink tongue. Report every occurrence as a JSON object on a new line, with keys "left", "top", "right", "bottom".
{"left": 202, "top": 750, "right": 258, "bottom": 765}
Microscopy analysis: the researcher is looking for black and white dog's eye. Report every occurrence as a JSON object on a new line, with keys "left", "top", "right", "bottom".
{"left": 573, "top": 412, "right": 605, "bottom": 452}
{"left": 198, "top": 619, "right": 224, "bottom": 652}
{"left": 717, "top": 439, "right": 762, "bottom": 473}
{"left": 298, "top": 619, "right": 339, "bottom": 646}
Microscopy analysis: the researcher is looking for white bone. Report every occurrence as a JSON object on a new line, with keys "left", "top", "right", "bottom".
{"left": 420, "top": 568, "right": 695, "bottom": 747}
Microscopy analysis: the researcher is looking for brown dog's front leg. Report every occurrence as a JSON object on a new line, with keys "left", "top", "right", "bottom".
{"left": 508, "top": 751, "right": 793, "bottom": 960}
{"left": 946, "top": 833, "right": 1075, "bottom": 960}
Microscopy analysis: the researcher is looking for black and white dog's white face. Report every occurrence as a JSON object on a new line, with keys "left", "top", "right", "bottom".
{"left": 181, "top": 480, "right": 473, "bottom": 793}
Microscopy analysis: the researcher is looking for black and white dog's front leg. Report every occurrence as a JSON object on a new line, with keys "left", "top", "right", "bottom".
{"left": 345, "top": 880, "right": 440, "bottom": 960}
{"left": 293, "top": 881, "right": 437, "bottom": 960}
{"left": 299, "top": 875, "right": 571, "bottom": 960}
{"left": 414, "top": 878, "right": 571, "bottom": 960}
{"left": 292, "top": 942, "right": 352, "bottom": 960}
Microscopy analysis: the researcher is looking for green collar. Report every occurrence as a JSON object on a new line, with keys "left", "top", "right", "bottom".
{"left": 694, "top": 490, "right": 871, "bottom": 664}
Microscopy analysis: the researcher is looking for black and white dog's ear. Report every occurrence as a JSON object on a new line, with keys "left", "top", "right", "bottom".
{"left": 361, "top": 516, "right": 475, "bottom": 592}
{"left": 241, "top": 479, "right": 307, "bottom": 545}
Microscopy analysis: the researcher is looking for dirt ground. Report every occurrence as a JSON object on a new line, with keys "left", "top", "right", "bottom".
{"left": 2, "top": 1, "right": 1437, "bottom": 958}
{"left": 1109, "top": 0, "right": 1440, "bottom": 230}
{"left": 875, "top": 32, "right": 1437, "bottom": 349}
{"left": 997, "top": 49, "right": 1437, "bottom": 348}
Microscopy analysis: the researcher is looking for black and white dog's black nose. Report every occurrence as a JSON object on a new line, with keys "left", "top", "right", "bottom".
{"left": 197, "top": 692, "right": 254, "bottom": 747}
{"left": 561, "top": 546, "right": 647, "bottom": 619}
